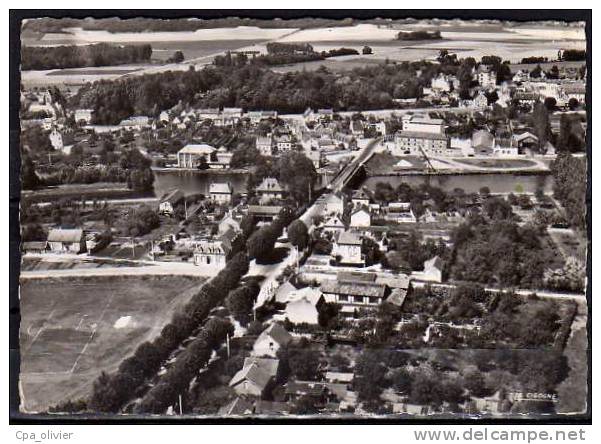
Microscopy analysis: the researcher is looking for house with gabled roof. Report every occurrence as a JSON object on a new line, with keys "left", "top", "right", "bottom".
{"left": 158, "top": 189, "right": 184, "bottom": 216}
{"left": 315, "top": 193, "right": 344, "bottom": 215}
{"left": 218, "top": 213, "right": 241, "bottom": 235}
{"left": 283, "top": 287, "right": 325, "bottom": 325}
{"left": 332, "top": 231, "right": 364, "bottom": 266}
{"left": 247, "top": 205, "right": 282, "bottom": 222}
{"left": 351, "top": 189, "right": 370, "bottom": 208}
{"left": 209, "top": 182, "right": 233, "bottom": 205}
{"left": 256, "top": 135, "right": 274, "bottom": 156}
{"left": 350, "top": 208, "right": 371, "bottom": 228}
{"left": 275, "top": 281, "right": 297, "bottom": 304}
{"left": 229, "top": 357, "right": 280, "bottom": 397}
{"left": 320, "top": 279, "right": 387, "bottom": 313}
{"left": 47, "top": 228, "right": 86, "bottom": 254}
{"left": 252, "top": 323, "right": 292, "bottom": 358}
{"left": 256, "top": 177, "right": 284, "bottom": 203}
{"left": 419, "top": 255, "right": 444, "bottom": 283}
{"left": 323, "top": 215, "right": 346, "bottom": 236}
{"left": 193, "top": 227, "right": 239, "bottom": 268}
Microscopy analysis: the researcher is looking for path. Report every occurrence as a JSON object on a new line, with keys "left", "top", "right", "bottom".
{"left": 411, "top": 280, "right": 586, "bottom": 301}
{"left": 20, "top": 253, "right": 216, "bottom": 278}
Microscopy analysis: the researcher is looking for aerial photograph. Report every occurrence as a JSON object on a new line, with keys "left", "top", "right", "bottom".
{"left": 14, "top": 13, "right": 589, "bottom": 419}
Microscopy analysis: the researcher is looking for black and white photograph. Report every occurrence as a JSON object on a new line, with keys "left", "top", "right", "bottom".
{"left": 10, "top": 9, "right": 591, "bottom": 424}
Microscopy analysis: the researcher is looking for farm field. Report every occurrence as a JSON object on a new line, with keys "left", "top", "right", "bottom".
{"left": 19, "top": 275, "right": 205, "bottom": 412}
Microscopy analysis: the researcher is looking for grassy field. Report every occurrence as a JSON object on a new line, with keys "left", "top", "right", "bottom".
{"left": 148, "top": 39, "right": 267, "bottom": 61}
{"left": 19, "top": 275, "right": 205, "bottom": 412}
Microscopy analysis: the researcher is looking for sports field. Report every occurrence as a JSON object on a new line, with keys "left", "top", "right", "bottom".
{"left": 19, "top": 275, "right": 205, "bottom": 412}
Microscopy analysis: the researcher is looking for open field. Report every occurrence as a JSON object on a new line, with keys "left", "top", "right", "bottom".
{"left": 19, "top": 275, "right": 205, "bottom": 412}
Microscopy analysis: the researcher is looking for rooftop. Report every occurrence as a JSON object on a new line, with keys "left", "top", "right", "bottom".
{"left": 397, "top": 130, "right": 448, "bottom": 141}
{"left": 336, "top": 231, "right": 362, "bottom": 246}
{"left": 47, "top": 228, "right": 84, "bottom": 243}
{"left": 209, "top": 182, "right": 233, "bottom": 194}
{"left": 178, "top": 144, "right": 216, "bottom": 155}
{"left": 320, "top": 280, "right": 387, "bottom": 298}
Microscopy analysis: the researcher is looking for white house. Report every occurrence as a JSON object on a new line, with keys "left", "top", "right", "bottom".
{"left": 477, "top": 65, "right": 497, "bottom": 89}
{"left": 320, "top": 280, "right": 387, "bottom": 314}
{"left": 256, "top": 177, "right": 284, "bottom": 202}
{"left": 401, "top": 114, "right": 445, "bottom": 135}
{"left": 49, "top": 128, "right": 64, "bottom": 152}
{"left": 193, "top": 228, "right": 238, "bottom": 268}
{"left": 421, "top": 255, "right": 443, "bottom": 283}
{"left": 159, "top": 111, "right": 170, "bottom": 122}
{"left": 315, "top": 193, "right": 344, "bottom": 215}
{"left": 177, "top": 144, "right": 216, "bottom": 168}
{"left": 158, "top": 189, "right": 184, "bottom": 216}
{"left": 351, "top": 189, "right": 370, "bottom": 208}
{"left": 74, "top": 109, "right": 94, "bottom": 124}
{"left": 385, "top": 202, "right": 417, "bottom": 223}
{"left": 218, "top": 213, "right": 241, "bottom": 235}
{"left": 283, "top": 287, "right": 325, "bottom": 325}
{"left": 252, "top": 323, "right": 293, "bottom": 358}
{"left": 333, "top": 231, "right": 364, "bottom": 266}
{"left": 394, "top": 131, "right": 450, "bottom": 157}
{"left": 256, "top": 135, "right": 274, "bottom": 156}
{"left": 47, "top": 228, "right": 86, "bottom": 254}
{"left": 350, "top": 208, "right": 371, "bottom": 228}
{"left": 209, "top": 182, "right": 233, "bottom": 205}
{"left": 275, "top": 134, "right": 293, "bottom": 153}
{"left": 431, "top": 73, "right": 454, "bottom": 92}
{"left": 323, "top": 216, "right": 346, "bottom": 236}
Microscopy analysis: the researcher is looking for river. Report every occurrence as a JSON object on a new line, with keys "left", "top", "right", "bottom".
{"left": 361, "top": 172, "right": 554, "bottom": 195}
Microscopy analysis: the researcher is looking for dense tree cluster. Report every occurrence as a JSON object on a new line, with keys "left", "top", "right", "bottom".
{"left": 22, "top": 43, "right": 152, "bottom": 71}
{"left": 450, "top": 215, "right": 555, "bottom": 288}
{"left": 556, "top": 114, "right": 586, "bottom": 153}
{"left": 23, "top": 17, "right": 354, "bottom": 34}
{"left": 520, "top": 56, "right": 549, "bottom": 64}
{"left": 71, "top": 61, "right": 430, "bottom": 124}
{"left": 224, "top": 281, "right": 260, "bottom": 325}
{"left": 560, "top": 50, "right": 586, "bottom": 62}
{"left": 552, "top": 152, "right": 587, "bottom": 230}
{"left": 396, "top": 30, "right": 442, "bottom": 40}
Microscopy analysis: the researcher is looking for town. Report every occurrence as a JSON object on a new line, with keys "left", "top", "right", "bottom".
{"left": 18, "top": 18, "right": 588, "bottom": 418}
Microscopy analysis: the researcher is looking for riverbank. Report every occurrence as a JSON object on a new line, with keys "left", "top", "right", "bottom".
{"left": 151, "top": 167, "right": 249, "bottom": 174}
{"left": 366, "top": 168, "right": 552, "bottom": 177}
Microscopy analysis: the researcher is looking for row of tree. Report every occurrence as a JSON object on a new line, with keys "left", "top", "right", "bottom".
{"left": 551, "top": 152, "right": 587, "bottom": 231}
{"left": 88, "top": 251, "right": 249, "bottom": 413}
{"left": 22, "top": 43, "right": 152, "bottom": 70}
